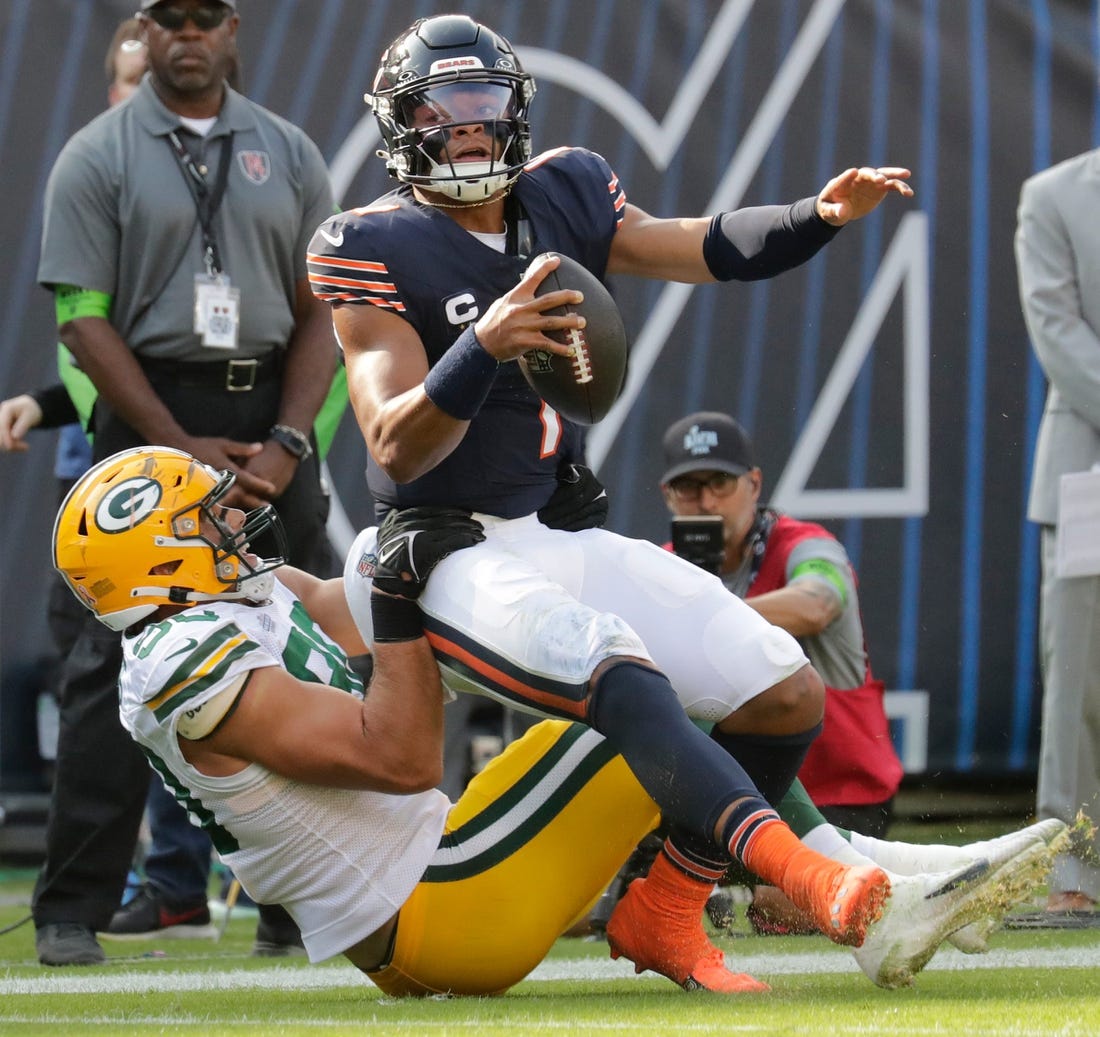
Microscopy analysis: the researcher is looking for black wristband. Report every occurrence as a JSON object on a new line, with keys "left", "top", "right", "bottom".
{"left": 422, "top": 325, "right": 500, "bottom": 420}
{"left": 370, "top": 592, "right": 423, "bottom": 643}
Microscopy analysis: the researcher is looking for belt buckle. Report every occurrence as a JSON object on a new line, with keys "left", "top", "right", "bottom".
{"left": 226, "top": 358, "right": 259, "bottom": 392}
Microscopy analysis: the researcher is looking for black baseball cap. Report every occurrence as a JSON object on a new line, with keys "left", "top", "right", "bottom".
{"left": 140, "top": 0, "right": 236, "bottom": 9}
{"left": 660, "top": 411, "right": 756, "bottom": 484}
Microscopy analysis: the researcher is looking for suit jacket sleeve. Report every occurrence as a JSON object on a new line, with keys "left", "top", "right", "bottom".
{"left": 1015, "top": 172, "right": 1100, "bottom": 431}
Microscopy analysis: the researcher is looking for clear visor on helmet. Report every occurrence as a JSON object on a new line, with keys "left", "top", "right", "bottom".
{"left": 398, "top": 80, "right": 519, "bottom": 173}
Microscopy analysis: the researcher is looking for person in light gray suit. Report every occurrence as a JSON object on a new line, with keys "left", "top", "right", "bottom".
{"left": 1015, "top": 151, "right": 1100, "bottom": 920}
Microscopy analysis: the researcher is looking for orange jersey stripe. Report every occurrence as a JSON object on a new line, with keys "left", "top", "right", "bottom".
{"left": 425, "top": 629, "right": 588, "bottom": 722}
{"left": 306, "top": 254, "right": 389, "bottom": 274}
{"left": 308, "top": 272, "right": 397, "bottom": 293}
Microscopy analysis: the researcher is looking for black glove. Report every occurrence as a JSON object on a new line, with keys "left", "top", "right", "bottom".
{"left": 537, "top": 462, "right": 609, "bottom": 532}
{"left": 371, "top": 506, "right": 485, "bottom": 599}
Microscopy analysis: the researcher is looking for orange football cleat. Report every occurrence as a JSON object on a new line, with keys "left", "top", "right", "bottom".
{"left": 808, "top": 863, "right": 891, "bottom": 947}
{"left": 606, "top": 878, "right": 770, "bottom": 994}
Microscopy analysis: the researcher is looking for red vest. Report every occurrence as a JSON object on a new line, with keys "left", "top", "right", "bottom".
{"left": 662, "top": 515, "right": 903, "bottom": 806}
{"left": 747, "top": 515, "right": 903, "bottom": 806}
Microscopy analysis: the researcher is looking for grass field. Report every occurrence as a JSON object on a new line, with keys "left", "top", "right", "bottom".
{"left": 2, "top": 842, "right": 1099, "bottom": 1037}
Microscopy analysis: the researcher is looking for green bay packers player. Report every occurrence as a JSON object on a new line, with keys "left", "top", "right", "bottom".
{"left": 53, "top": 446, "right": 658, "bottom": 994}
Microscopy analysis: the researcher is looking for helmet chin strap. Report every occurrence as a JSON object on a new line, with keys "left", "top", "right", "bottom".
{"left": 422, "top": 159, "right": 516, "bottom": 201}
{"left": 417, "top": 183, "right": 513, "bottom": 210}
{"left": 236, "top": 570, "right": 277, "bottom": 602}
{"left": 127, "top": 568, "right": 277, "bottom": 610}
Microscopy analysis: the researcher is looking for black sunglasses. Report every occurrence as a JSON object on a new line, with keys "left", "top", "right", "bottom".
{"left": 144, "top": 4, "right": 232, "bottom": 31}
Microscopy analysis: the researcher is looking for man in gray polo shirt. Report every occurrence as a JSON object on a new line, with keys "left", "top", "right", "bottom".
{"left": 34, "top": 0, "right": 339, "bottom": 966}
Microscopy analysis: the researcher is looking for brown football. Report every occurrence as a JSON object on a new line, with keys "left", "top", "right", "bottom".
{"left": 520, "top": 252, "right": 628, "bottom": 425}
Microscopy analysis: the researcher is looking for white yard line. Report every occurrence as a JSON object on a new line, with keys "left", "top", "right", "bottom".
{"left": 1, "top": 945, "right": 1097, "bottom": 996}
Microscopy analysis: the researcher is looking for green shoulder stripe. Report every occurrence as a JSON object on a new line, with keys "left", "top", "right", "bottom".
{"left": 151, "top": 625, "right": 258, "bottom": 724}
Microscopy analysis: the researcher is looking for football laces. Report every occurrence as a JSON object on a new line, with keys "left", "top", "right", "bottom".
{"left": 566, "top": 327, "right": 593, "bottom": 384}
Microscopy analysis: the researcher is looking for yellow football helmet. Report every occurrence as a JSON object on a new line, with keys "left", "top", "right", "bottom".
{"left": 53, "top": 446, "right": 287, "bottom": 631}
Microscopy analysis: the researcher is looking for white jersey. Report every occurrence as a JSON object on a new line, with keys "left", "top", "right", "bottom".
{"left": 118, "top": 579, "right": 450, "bottom": 963}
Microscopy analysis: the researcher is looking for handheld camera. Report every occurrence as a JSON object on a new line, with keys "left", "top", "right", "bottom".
{"left": 670, "top": 515, "right": 725, "bottom": 575}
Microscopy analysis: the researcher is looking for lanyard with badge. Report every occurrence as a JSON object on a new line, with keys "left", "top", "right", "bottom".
{"left": 167, "top": 130, "right": 239, "bottom": 349}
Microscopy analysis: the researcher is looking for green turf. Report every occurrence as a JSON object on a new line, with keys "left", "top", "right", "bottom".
{"left": 2, "top": 862, "right": 1099, "bottom": 1036}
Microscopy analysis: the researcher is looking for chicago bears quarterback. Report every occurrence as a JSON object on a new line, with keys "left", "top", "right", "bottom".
{"left": 304, "top": 15, "right": 1008, "bottom": 993}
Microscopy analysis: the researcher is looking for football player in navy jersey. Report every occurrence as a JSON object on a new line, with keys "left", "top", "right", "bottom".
{"left": 307, "top": 15, "right": 922, "bottom": 992}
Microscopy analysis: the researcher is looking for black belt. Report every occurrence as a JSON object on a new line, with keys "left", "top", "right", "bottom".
{"left": 139, "top": 354, "right": 281, "bottom": 392}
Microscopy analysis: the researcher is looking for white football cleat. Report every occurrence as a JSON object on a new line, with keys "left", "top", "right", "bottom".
{"left": 853, "top": 836, "right": 1051, "bottom": 988}
{"left": 946, "top": 916, "right": 1000, "bottom": 955}
{"left": 946, "top": 818, "right": 1069, "bottom": 953}
{"left": 949, "top": 818, "right": 1069, "bottom": 870}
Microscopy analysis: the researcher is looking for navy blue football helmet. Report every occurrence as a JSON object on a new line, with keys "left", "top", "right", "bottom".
{"left": 367, "top": 15, "right": 536, "bottom": 202}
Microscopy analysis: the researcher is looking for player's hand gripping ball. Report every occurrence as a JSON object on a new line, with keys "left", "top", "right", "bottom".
{"left": 520, "top": 253, "right": 628, "bottom": 425}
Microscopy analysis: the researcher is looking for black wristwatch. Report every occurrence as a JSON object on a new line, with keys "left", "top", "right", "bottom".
{"left": 269, "top": 423, "right": 313, "bottom": 461}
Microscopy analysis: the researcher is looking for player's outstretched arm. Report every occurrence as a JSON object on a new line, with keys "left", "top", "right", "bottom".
{"left": 180, "top": 643, "right": 445, "bottom": 793}
{"left": 180, "top": 506, "right": 484, "bottom": 791}
{"left": 608, "top": 166, "right": 913, "bottom": 284}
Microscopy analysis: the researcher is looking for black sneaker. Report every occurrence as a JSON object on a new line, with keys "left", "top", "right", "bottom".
{"left": 36, "top": 923, "right": 106, "bottom": 966}
{"left": 252, "top": 903, "right": 305, "bottom": 957}
{"left": 102, "top": 884, "right": 216, "bottom": 940}
{"left": 705, "top": 888, "right": 737, "bottom": 931}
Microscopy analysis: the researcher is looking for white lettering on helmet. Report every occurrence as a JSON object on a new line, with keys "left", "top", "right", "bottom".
{"left": 430, "top": 56, "right": 485, "bottom": 74}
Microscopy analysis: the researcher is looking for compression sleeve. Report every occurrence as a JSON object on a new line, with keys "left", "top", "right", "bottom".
{"left": 702, "top": 196, "right": 840, "bottom": 282}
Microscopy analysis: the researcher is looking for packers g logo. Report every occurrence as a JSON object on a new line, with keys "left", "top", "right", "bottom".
{"left": 94, "top": 477, "right": 163, "bottom": 534}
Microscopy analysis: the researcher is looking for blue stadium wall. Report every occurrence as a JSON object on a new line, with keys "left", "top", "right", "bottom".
{"left": 0, "top": 0, "right": 1096, "bottom": 791}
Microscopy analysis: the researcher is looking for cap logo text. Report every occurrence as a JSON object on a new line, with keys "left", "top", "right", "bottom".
{"left": 682, "top": 424, "right": 718, "bottom": 457}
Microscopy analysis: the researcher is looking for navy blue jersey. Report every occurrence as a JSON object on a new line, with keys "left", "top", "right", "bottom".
{"left": 308, "top": 147, "right": 626, "bottom": 518}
